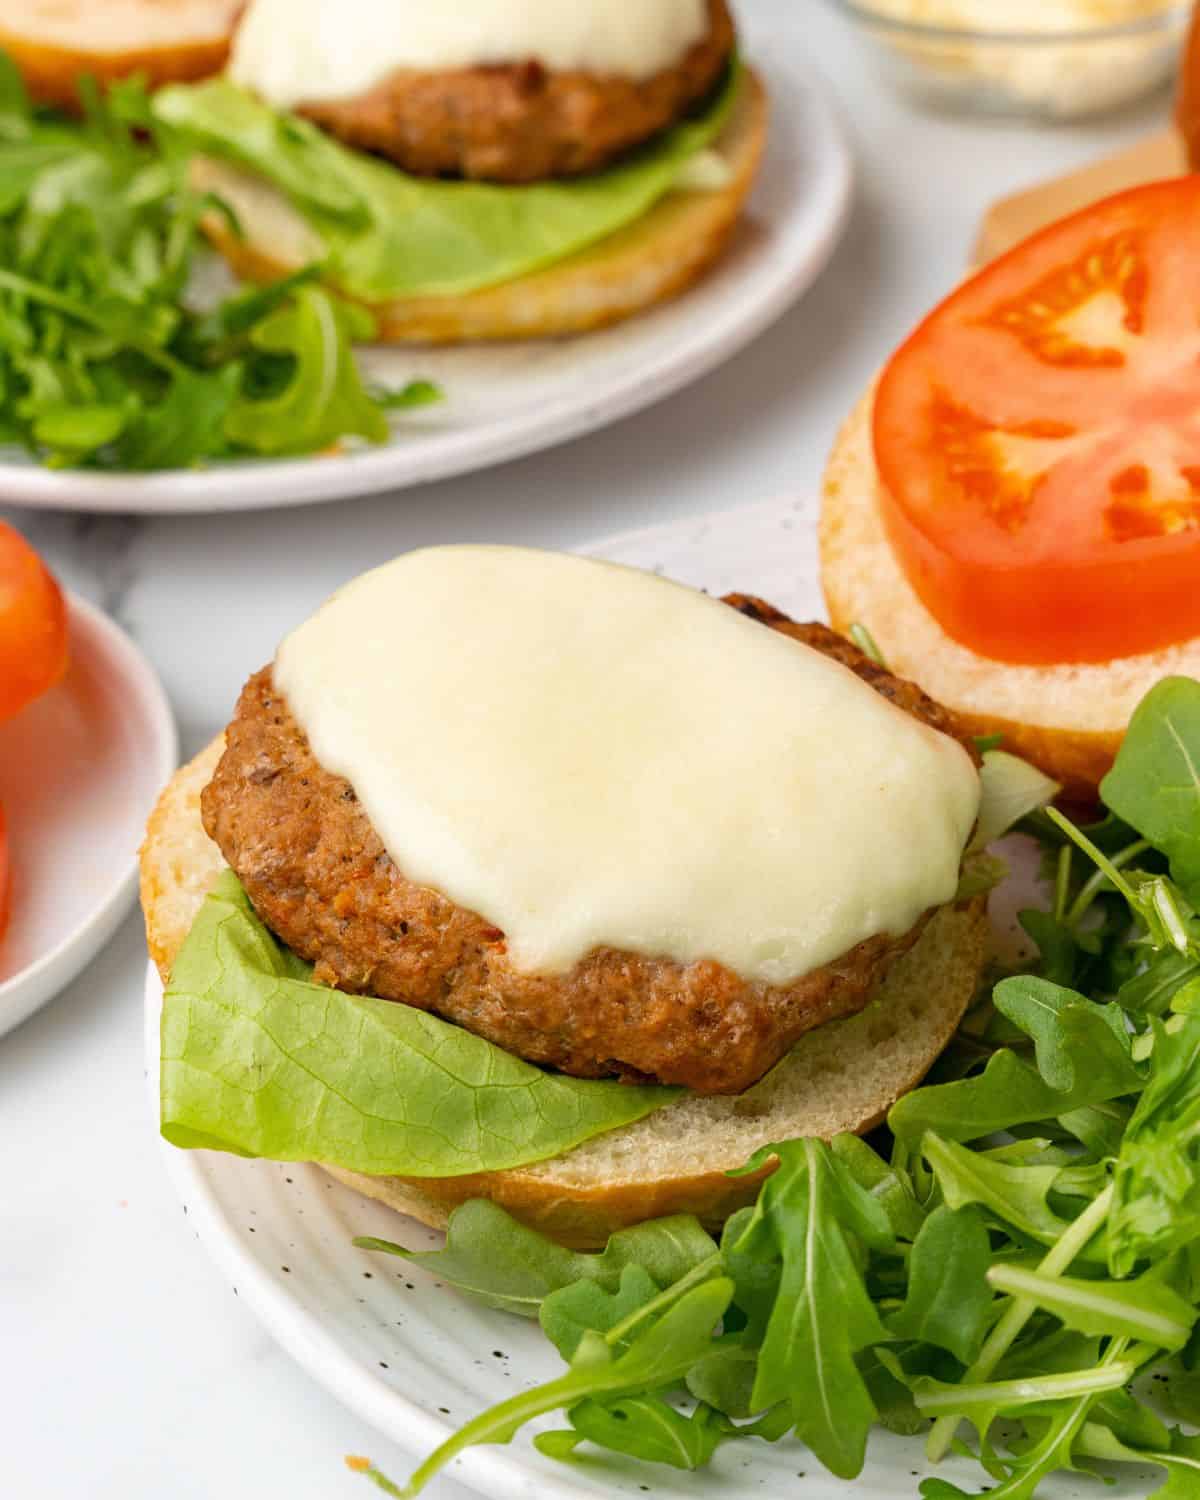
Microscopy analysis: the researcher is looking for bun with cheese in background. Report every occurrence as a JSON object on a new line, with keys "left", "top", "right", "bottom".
{"left": 147, "top": 0, "right": 767, "bottom": 343}
{"left": 141, "top": 548, "right": 989, "bottom": 1248}
{"left": 0, "top": 0, "right": 242, "bottom": 107}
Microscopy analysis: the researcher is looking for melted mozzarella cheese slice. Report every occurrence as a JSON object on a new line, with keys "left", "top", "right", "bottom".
{"left": 230, "top": 0, "right": 710, "bottom": 108}
{"left": 273, "top": 547, "right": 980, "bottom": 986}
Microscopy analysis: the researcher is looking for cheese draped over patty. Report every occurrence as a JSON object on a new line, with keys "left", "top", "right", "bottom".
{"left": 229, "top": 0, "right": 711, "bottom": 109}
{"left": 273, "top": 547, "right": 980, "bottom": 987}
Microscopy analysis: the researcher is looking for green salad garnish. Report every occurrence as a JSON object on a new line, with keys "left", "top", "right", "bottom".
{"left": 0, "top": 55, "right": 437, "bottom": 470}
{"left": 347, "top": 674, "right": 1200, "bottom": 1499}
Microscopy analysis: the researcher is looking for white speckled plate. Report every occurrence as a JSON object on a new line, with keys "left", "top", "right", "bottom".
{"left": 145, "top": 498, "right": 1153, "bottom": 1499}
{"left": 1, "top": 45, "right": 850, "bottom": 515}
{"left": 0, "top": 591, "right": 177, "bottom": 1038}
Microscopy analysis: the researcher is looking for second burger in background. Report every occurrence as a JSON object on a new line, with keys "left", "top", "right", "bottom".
{"left": 152, "top": 0, "right": 768, "bottom": 342}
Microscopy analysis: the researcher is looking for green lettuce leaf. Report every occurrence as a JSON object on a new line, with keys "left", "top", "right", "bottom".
{"left": 224, "top": 285, "right": 387, "bottom": 455}
{"left": 153, "top": 65, "right": 741, "bottom": 301}
{"left": 355, "top": 1199, "right": 716, "bottom": 1318}
{"left": 888, "top": 1204, "right": 994, "bottom": 1365}
{"left": 160, "top": 870, "right": 676, "bottom": 1177}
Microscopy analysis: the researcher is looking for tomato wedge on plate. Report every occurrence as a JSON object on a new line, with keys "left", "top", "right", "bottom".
{"left": 0, "top": 520, "right": 68, "bottom": 720}
{"left": 0, "top": 802, "right": 9, "bottom": 944}
{"left": 874, "top": 177, "right": 1200, "bottom": 665}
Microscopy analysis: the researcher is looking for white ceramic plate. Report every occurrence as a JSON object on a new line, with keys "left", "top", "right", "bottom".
{"left": 145, "top": 498, "right": 1148, "bottom": 1500}
{"left": 1, "top": 592, "right": 177, "bottom": 1037}
{"left": 0, "top": 51, "right": 850, "bottom": 515}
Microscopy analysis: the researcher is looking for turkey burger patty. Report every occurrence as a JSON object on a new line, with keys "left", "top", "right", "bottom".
{"left": 294, "top": 0, "right": 735, "bottom": 182}
{"left": 200, "top": 598, "right": 978, "bottom": 1096}
{"left": 231, "top": 0, "right": 736, "bottom": 184}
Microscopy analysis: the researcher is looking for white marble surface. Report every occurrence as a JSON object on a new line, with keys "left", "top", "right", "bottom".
{"left": 0, "top": 3, "right": 1178, "bottom": 1497}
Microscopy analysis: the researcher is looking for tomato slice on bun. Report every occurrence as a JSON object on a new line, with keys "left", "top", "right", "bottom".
{"left": 874, "top": 177, "right": 1200, "bottom": 665}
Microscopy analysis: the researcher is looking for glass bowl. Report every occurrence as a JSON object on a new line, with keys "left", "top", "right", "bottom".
{"left": 826, "top": 1, "right": 1191, "bottom": 119}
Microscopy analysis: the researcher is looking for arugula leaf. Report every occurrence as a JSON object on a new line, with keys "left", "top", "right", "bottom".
{"left": 861, "top": 1351, "right": 928, "bottom": 1436}
{"left": 400, "top": 1277, "right": 734, "bottom": 1496}
{"left": 1076, "top": 1425, "right": 1200, "bottom": 1500}
{"left": 0, "top": 50, "right": 30, "bottom": 138}
{"left": 832, "top": 1131, "right": 927, "bottom": 1241}
{"left": 1016, "top": 908, "right": 1080, "bottom": 989}
{"left": 921, "top": 1134, "right": 1075, "bottom": 1249}
{"left": 357, "top": 1200, "right": 714, "bottom": 1318}
{"left": 1120, "top": 949, "right": 1200, "bottom": 1018}
{"left": 224, "top": 286, "right": 388, "bottom": 455}
{"left": 920, "top": 1343, "right": 1145, "bottom": 1500}
{"left": 1057, "top": 1099, "right": 1131, "bottom": 1158}
{"left": 993, "top": 976, "right": 1142, "bottom": 1095}
{"left": 541, "top": 1265, "right": 666, "bottom": 1361}
{"left": 115, "top": 365, "right": 238, "bottom": 470}
{"left": 684, "top": 1342, "right": 760, "bottom": 1420}
{"left": 987, "top": 1263, "right": 1195, "bottom": 1350}
{"left": 729, "top": 1140, "right": 891, "bottom": 1479}
{"left": 1101, "top": 678, "right": 1200, "bottom": 904}
{"left": 889, "top": 1205, "right": 994, "bottom": 1365}
{"left": 372, "top": 379, "right": 443, "bottom": 411}
{"left": 549, "top": 1397, "right": 728, "bottom": 1470}
{"left": 1110, "top": 1012, "right": 1200, "bottom": 1275}
{"left": 890, "top": 1045, "right": 1134, "bottom": 1148}
{"left": 161, "top": 871, "right": 676, "bottom": 1177}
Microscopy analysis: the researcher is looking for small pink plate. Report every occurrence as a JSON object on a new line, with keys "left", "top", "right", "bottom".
{"left": 0, "top": 592, "right": 177, "bottom": 1038}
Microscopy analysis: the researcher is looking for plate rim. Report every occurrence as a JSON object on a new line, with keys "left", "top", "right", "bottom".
{"left": 0, "top": 52, "right": 852, "bottom": 515}
{"left": 0, "top": 593, "right": 178, "bottom": 1035}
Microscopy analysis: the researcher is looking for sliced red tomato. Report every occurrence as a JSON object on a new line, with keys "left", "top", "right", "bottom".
{"left": 0, "top": 802, "right": 9, "bottom": 944}
{"left": 874, "top": 177, "right": 1200, "bottom": 665}
{"left": 0, "top": 520, "right": 68, "bottom": 720}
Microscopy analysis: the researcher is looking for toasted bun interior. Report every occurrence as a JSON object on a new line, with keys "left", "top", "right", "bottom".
{"left": 142, "top": 737, "right": 987, "bottom": 1247}
{"left": 0, "top": 1, "right": 241, "bottom": 105}
{"left": 820, "top": 389, "right": 1200, "bottom": 799}
{"left": 189, "top": 68, "right": 768, "bottom": 345}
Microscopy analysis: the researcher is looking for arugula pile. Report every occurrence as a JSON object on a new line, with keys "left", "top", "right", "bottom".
{"left": 0, "top": 56, "right": 436, "bottom": 470}
{"left": 356, "top": 675, "right": 1200, "bottom": 1498}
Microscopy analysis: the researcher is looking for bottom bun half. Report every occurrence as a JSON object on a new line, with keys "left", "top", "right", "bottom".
{"left": 191, "top": 71, "right": 768, "bottom": 346}
{"left": 142, "top": 737, "right": 987, "bottom": 1248}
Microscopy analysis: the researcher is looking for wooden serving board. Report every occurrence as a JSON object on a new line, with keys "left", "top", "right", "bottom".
{"left": 973, "top": 127, "right": 1187, "bottom": 264}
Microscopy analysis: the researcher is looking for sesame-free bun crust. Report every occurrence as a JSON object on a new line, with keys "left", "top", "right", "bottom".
{"left": 820, "top": 388, "right": 1200, "bottom": 801}
{"left": 0, "top": 1, "right": 241, "bottom": 107}
{"left": 142, "top": 737, "right": 987, "bottom": 1248}
{"left": 189, "top": 69, "right": 768, "bottom": 345}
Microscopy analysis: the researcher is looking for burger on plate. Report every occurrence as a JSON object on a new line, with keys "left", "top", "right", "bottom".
{"left": 148, "top": 0, "right": 768, "bottom": 341}
{"left": 142, "top": 547, "right": 990, "bottom": 1247}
